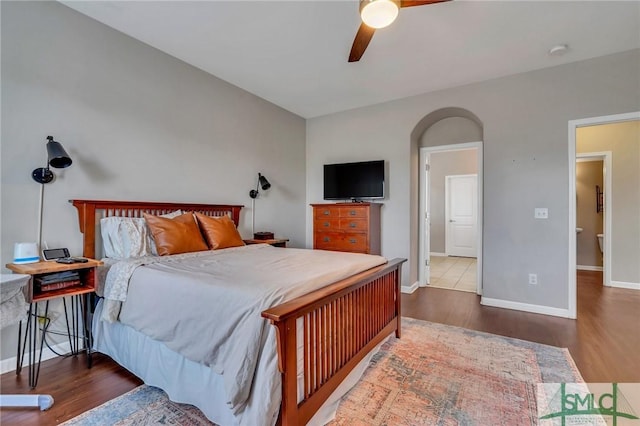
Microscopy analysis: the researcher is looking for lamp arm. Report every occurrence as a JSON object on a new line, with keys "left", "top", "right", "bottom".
{"left": 251, "top": 197, "right": 256, "bottom": 236}
{"left": 249, "top": 174, "right": 261, "bottom": 199}
{"left": 37, "top": 183, "right": 45, "bottom": 253}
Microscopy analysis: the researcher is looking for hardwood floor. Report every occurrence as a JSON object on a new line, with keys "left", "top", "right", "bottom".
{"left": 0, "top": 353, "right": 141, "bottom": 425}
{"left": 1, "top": 270, "right": 638, "bottom": 425}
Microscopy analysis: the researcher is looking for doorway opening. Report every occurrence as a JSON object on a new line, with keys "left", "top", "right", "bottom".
{"left": 575, "top": 153, "right": 611, "bottom": 287}
{"left": 419, "top": 142, "right": 483, "bottom": 294}
{"left": 568, "top": 111, "right": 640, "bottom": 318}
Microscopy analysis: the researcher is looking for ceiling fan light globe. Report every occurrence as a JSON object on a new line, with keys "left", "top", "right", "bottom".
{"left": 360, "top": 0, "right": 399, "bottom": 29}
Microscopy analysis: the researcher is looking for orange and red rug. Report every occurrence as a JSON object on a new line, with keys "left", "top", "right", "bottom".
{"left": 330, "top": 318, "right": 581, "bottom": 425}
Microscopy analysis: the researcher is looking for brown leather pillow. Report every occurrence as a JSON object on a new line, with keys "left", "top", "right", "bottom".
{"left": 143, "top": 212, "right": 208, "bottom": 256}
{"left": 194, "top": 212, "right": 245, "bottom": 250}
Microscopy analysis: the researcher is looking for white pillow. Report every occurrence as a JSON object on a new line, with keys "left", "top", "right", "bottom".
{"left": 160, "top": 210, "right": 184, "bottom": 219}
{"left": 100, "top": 210, "right": 183, "bottom": 259}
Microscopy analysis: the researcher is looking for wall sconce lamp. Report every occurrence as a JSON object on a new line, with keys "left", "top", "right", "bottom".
{"left": 248, "top": 173, "right": 271, "bottom": 237}
{"left": 32, "top": 136, "right": 72, "bottom": 252}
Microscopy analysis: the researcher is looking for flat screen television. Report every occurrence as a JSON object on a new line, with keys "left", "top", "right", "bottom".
{"left": 323, "top": 160, "right": 385, "bottom": 201}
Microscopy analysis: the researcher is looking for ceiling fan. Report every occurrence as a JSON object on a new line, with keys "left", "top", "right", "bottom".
{"left": 349, "top": 0, "right": 451, "bottom": 62}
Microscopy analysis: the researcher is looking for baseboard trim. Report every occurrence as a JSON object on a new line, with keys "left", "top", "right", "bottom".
{"left": 401, "top": 282, "right": 419, "bottom": 294}
{"left": 609, "top": 280, "right": 640, "bottom": 290}
{"left": 480, "top": 297, "right": 571, "bottom": 319}
{"left": 429, "top": 252, "right": 448, "bottom": 257}
{"left": 577, "top": 265, "right": 603, "bottom": 271}
{"left": 0, "top": 341, "right": 73, "bottom": 375}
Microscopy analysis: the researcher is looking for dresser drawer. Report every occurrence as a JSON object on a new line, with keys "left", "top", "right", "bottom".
{"left": 314, "top": 207, "right": 340, "bottom": 219}
{"left": 338, "top": 218, "right": 368, "bottom": 232}
{"left": 314, "top": 218, "right": 340, "bottom": 231}
{"left": 314, "top": 232, "right": 369, "bottom": 253}
{"left": 339, "top": 206, "right": 368, "bottom": 218}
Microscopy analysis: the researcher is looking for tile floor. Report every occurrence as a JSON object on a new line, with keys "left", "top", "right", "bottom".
{"left": 429, "top": 255, "right": 477, "bottom": 293}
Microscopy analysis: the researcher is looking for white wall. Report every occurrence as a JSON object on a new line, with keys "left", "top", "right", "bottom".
{"left": 1, "top": 1, "right": 306, "bottom": 363}
{"left": 307, "top": 49, "right": 640, "bottom": 314}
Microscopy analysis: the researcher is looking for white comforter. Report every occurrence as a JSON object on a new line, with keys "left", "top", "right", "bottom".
{"left": 104, "top": 244, "right": 386, "bottom": 425}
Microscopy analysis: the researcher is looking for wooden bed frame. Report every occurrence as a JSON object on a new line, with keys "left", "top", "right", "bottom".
{"left": 70, "top": 199, "right": 405, "bottom": 426}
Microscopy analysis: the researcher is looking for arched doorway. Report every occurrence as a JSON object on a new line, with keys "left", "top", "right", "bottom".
{"left": 409, "top": 108, "right": 484, "bottom": 294}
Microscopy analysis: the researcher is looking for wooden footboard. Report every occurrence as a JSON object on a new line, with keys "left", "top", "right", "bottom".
{"left": 262, "top": 258, "right": 405, "bottom": 426}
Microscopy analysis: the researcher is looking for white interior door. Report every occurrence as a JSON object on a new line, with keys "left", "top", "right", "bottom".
{"left": 446, "top": 174, "right": 477, "bottom": 257}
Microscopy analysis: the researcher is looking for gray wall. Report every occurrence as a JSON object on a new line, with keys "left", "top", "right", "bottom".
{"left": 1, "top": 1, "right": 306, "bottom": 363}
{"left": 420, "top": 116, "right": 483, "bottom": 148}
{"left": 307, "top": 49, "right": 640, "bottom": 311}
{"left": 577, "top": 121, "right": 640, "bottom": 284}
{"left": 427, "top": 149, "right": 478, "bottom": 254}
{"left": 576, "top": 161, "right": 604, "bottom": 268}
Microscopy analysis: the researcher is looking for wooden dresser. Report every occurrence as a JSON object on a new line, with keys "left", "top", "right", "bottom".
{"left": 312, "top": 203, "right": 381, "bottom": 255}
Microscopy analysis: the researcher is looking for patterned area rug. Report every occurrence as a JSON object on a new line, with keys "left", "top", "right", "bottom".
{"left": 330, "top": 318, "right": 582, "bottom": 425}
{"left": 62, "top": 318, "right": 582, "bottom": 425}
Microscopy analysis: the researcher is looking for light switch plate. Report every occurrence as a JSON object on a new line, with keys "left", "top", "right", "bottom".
{"left": 534, "top": 208, "right": 549, "bottom": 219}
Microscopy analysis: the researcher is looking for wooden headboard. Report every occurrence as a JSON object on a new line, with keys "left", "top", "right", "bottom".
{"left": 70, "top": 199, "right": 243, "bottom": 259}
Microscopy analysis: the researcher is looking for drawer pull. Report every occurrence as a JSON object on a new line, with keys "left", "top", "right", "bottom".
{"left": 323, "top": 210, "right": 330, "bottom": 216}
{"left": 324, "top": 237, "right": 330, "bottom": 242}
{"left": 323, "top": 222, "right": 330, "bottom": 227}
{"left": 349, "top": 239, "right": 357, "bottom": 244}
{"left": 349, "top": 222, "right": 357, "bottom": 228}
{"left": 349, "top": 210, "right": 356, "bottom": 216}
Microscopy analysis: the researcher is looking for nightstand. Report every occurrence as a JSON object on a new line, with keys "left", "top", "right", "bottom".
{"left": 5, "top": 258, "right": 102, "bottom": 388}
{"left": 243, "top": 238, "right": 289, "bottom": 248}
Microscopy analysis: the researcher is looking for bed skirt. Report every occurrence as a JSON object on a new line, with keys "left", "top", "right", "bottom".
{"left": 92, "top": 299, "right": 383, "bottom": 426}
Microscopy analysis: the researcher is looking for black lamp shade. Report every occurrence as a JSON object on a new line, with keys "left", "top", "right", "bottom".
{"left": 46, "top": 137, "right": 72, "bottom": 169}
{"left": 249, "top": 173, "right": 271, "bottom": 198}
{"left": 258, "top": 174, "right": 271, "bottom": 191}
{"left": 32, "top": 136, "right": 73, "bottom": 184}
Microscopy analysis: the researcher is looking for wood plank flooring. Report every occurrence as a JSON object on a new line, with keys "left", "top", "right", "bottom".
{"left": 1, "top": 270, "right": 638, "bottom": 425}
{"left": 0, "top": 353, "right": 141, "bottom": 426}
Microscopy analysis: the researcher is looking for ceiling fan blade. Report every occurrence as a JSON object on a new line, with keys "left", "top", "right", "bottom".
{"left": 400, "top": 0, "right": 450, "bottom": 8}
{"left": 349, "top": 0, "right": 450, "bottom": 62}
{"left": 349, "top": 23, "right": 376, "bottom": 63}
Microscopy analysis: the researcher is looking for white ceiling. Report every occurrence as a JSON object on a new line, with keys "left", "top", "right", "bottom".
{"left": 61, "top": 1, "right": 640, "bottom": 118}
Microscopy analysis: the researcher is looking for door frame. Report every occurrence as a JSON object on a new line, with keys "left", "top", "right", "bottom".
{"left": 445, "top": 174, "right": 478, "bottom": 257}
{"left": 419, "top": 141, "right": 483, "bottom": 295}
{"left": 575, "top": 152, "right": 612, "bottom": 286}
{"left": 568, "top": 111, "right": 639, "bottom": 319}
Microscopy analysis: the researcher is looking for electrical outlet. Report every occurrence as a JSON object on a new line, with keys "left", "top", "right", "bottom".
{"left": 534, "top": 208, "right": 548, "bottom": 219}
{"left": 528, "top": 273, "right": 538, "bottom": 285}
